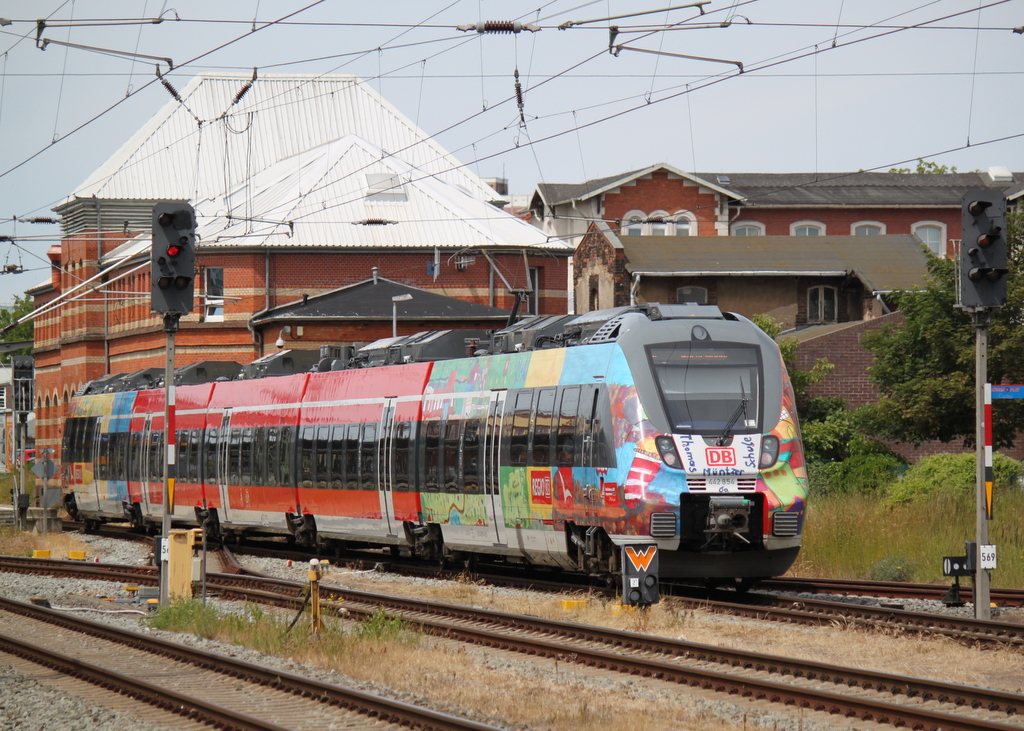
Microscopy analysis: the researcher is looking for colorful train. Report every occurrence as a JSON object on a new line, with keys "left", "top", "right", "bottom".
{"left": 62, "top": 304, "right": 807, "bottom": 583}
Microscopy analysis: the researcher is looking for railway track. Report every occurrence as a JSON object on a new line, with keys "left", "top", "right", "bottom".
{"left": 0, "top": 594, "right": 500, "bottom": 731}
{"left": 762, "top": 576, "right": 1024, "bottom": 607}
{"left": 7, "top": 551, "right": 1024, "bottom": 729}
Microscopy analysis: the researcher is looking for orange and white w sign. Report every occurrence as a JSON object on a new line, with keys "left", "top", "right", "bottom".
{"left": 624, "top": 544, "right": 658, "bottom": 572}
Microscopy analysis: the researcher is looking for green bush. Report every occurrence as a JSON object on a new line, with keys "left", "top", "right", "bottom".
{"left": 868, "top": 554, "right": 916, "bottom": 582}
{"left": 807, "top": 445, "right": 905, "bottom": 497}
{"left": 884, "top": 452, "right": 1023, "bottom": 505}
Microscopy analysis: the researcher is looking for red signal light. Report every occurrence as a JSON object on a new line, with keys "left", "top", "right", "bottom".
{"left": 165, "top": 236, "right": 188, "bottom": 257}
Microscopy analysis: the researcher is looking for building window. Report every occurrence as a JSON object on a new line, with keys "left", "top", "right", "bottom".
{"left": 623, "top": 210, "right": 645, "bottom": 236}
{"left": 676, "top": 286, "right": 707, "bottom": 305}
{"left": 671, "top": 210, "right": 695, "bottom": 236}
{"left": 732, "top": 222, "right": 764, "bottom": 236}
{"left": 204, "top": 267, "right": 224, "bottom": 322}
{"left": 807, "top": 286, "right": 837, "bottom": 323}
{"left": 792, "top": 221, "right": 825, "bottom": 236}
{"left": 365, "top": 173, "right": 408, "bottom": 202}
{"left": 852, "top": 222, "right": 884, "bottom": 235}
{"left": 913, "top": 222, "right": 946, "bottom": 256}
{"left": 650, "top": 218, "right": 667, "bottom": 236}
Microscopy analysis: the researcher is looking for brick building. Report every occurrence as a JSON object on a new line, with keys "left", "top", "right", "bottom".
{"left": 574, "top": 221, "right": 927, "bottom": 329}
{"left": 530, "top": 163, "right": 1023, "bottom": 254}
{"left": 31, "top": 74, "right": 571, "bottom": 457}
{"left": 550, "top": 164, "right": 1024, "bottom": 461}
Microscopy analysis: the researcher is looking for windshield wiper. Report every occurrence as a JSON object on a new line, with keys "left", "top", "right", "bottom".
{"left": 715, "top": 380, "right": 748, "bottom": 446}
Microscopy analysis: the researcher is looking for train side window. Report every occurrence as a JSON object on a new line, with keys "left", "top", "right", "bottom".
{"left": 189, "top": 429, "right": 202, "bottom": 483}
{"left": 315, "top": 426, "right": 330, "bottom": 490}
{"left": 531, "top": 388, "right": 555, "bottom": 466}
{"left": 393, "top": 421, "right": 411, "bottom": 492}
{"left": 593, "top": 386, "right": 617, "bottom": 468}
{"left": 463, "top": 418, "right": 481, "bottom": 494}
{"left": 443, "top": 420, "right": 460, "bottom": 493}
{"left": 424, "top": 420, "right": 441, "bottom": 492}
{"left": 279, "top": 426, "right": 295, "bottom": 487}
{"left": 110, "top": 431, "right": 124, "bottom": 481}
{"left": 177, "top": 430, "right": 189, "bottom": 484}
{"left": 300, "top": 425, "right": 315, "bottom": 489}
{"left": 240, "top": 427, "right": 253, "bottom": 485}
{"left": 557, "top": 386, "right": 580, "bottom": 466}
{"left": 361, "top": 423, "right": 377, "bottom": 490}
{"left": 227, "top": 428, "right": 242, "bottom": 484}
{"left": 64, "top": 418, "right": 78, "bottom": 462}
{"left": 129, "top": 431, "right": 143, "bottom": 482}
{"left": 204, "top": 428, "right": 219, "bottom": 484}
{"left": 251, "top": 427, "right": 266, "bottom": 486}
{"left": 345, "top": 424, "right": 360, "bottom": 490}
{"left": 263, "top": 427, "right": 279, "bottom": 487}
{"left": 509, "top": 391, "right": 532, "bottom": 466}
{"left": 330, "top": 425, "right": 345, "bottom": 489}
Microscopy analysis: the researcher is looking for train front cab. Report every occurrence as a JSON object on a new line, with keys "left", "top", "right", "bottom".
{"left": 610, "top": 308, "right": 808, "bottom": 581}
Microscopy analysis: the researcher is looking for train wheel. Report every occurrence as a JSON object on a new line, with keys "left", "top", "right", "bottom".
{"left": 734, "top": 578, "right": 756, "bottom": 594}
{"left": 84, "top": 519, "right": 100, "bottom": 533}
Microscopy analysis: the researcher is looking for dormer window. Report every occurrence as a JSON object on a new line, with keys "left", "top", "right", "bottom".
{"left": 365, "top": 173, "right": 408, "bottom": 201}
{"left": 808, "top": 285, "right": 837, "bottom": 323}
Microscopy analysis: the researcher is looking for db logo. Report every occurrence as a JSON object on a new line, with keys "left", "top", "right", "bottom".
{"left": 705, "top": 448, "right": 736, "bottom": 466}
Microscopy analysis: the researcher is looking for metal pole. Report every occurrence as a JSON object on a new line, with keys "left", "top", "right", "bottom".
{"left": 392, "top": 301, "right": 397, "bottom": 338}
{"left": 974, "top": 310, "right": 991, "bottom": 620}
{"left": 159, "top": 314, "right": 179, "bottom": 605}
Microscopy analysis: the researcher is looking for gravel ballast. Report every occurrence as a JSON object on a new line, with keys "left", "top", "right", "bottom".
{"left": 0, "top": 533, "right": 1010, "bottom": 731}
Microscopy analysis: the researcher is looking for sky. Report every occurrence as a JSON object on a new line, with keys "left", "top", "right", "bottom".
{"left": 0, "top": 0, "right": 1021, "bottom": 308}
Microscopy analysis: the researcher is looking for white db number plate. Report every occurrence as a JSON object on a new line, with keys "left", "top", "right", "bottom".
{"left": 980, "top": 544, "right": 997, "bottom": 570}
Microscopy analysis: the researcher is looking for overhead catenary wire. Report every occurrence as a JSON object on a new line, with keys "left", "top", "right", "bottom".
{"left": 0, "top": 0, "right": 1017, "bottom": 260}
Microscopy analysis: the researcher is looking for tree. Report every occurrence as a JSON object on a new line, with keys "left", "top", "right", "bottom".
{"left": 888, "top": 159, "right": 958, "bottom": 174}
{"left": 858, "top": 211, "right": 1024, "bottom": 448}
{"left": 0, "top": 294, "right": 34, "bottom": 355}
{"left": 751, "top": 313, "right": 844, "bottom": 460}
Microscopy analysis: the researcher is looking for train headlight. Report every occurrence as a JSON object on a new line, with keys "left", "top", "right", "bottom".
{"left": 759, "top": 435, "right": 780, "bottom": 469}
{"left": 655, "top": 435, "right": 682, "bottom": 468}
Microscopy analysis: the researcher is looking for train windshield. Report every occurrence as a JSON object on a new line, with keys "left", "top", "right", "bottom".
{"left": 646, "top": 342, "right": 761, "bottom": 436}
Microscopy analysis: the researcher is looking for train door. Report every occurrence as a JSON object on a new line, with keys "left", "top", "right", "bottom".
{"left": 216, "top": 410, "right": 234, "bottom": 523}
{"left": 376, "top": 398, "right": 397, "bottom": 537}
{"left": 580, "top": 386, "right": 601, "bottom": 518}
{"left": 483, "top": 390, "right": 508, "bottom": 545}
{"left": 138, "top": 417, "right": 155, "bottom": 517}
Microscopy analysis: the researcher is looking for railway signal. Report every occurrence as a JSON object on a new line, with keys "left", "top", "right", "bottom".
{"left": 958, "top": 190, "right": 1008, "bottom": 310}
{"left": 151, "top": 202, "right": 196, "bottom": 314}
{"left": 622, "top": 544, "right": 660, "bottom": 606}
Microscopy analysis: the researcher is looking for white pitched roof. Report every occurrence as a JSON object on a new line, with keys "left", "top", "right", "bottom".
{"left": 197, "top": 134, "right": 552, "bottom": 250}
{"left": 71, "top": 73, "right": 559, "bottom": 254}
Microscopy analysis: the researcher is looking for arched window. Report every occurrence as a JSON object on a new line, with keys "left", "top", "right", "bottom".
{"left": 792, "top": 221, "right": 825, "bottom": 236}
{"left": 731, "top": 222, "right": 764, "bottom": 236}
{"left": 807, "top": 286, "right": 837, "bottom": 323}
{"left": 648, "top": 210, "right": 670, "bottom": 236}
{"left": 622, "top": 210, "right": 646, "bottom": 236}
{"left": 671, "top": 210, "right": 696, "bottom": 236}
{"left": 913, "top": 222, "right": 946, "bottom": 256}
{"left": 676, "top": 286, "right": 708, "bottom": 305}
{"left": 852, "top": 221, "right": 885, "bottom": 235}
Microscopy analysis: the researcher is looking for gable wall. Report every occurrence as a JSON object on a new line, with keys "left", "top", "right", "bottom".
{"left": 602, "top": 172, "right": 722, "bottom": 234}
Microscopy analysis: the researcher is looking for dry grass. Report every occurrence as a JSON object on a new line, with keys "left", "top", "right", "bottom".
{"left": 0, "top": 527, "right": 93, "bottom": 559}
{"left": 145, "top": 564, "right": 1024, "bottom": 731}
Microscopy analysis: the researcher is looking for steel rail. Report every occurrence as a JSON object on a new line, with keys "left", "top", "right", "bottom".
{"left": 0, "top": 596, "right": 501, "bottom": 731}
{"left": 202, "top": 574, "right": 1024, "bottom": 729}
{"left": 0, "top": 631, "right": 290, "bottom": 731}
